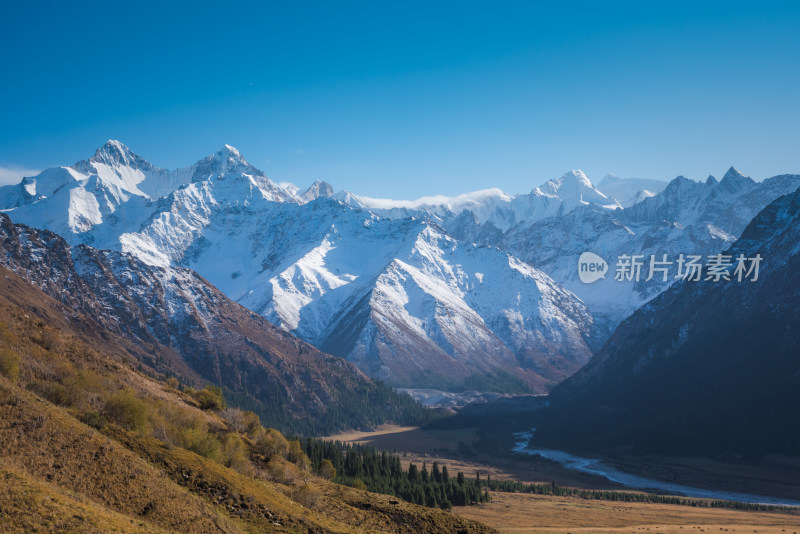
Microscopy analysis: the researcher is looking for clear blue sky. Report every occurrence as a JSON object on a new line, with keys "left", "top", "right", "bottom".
{"left": 1, "top": 1, "right": 799, "bottom": 197}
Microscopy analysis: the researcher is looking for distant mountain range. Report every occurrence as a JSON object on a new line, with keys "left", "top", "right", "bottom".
{"left": 2, "top": 140, "right": 798, "bottom": 393}
{"left": 495, "top": 168, "right": 800, "bottom": 331}
{"left": 534, "top": 183, "right": 800, "bottom": 457}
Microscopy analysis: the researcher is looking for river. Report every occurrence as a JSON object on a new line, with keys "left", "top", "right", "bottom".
{"left": 512, "top": 430, "right": 800, "bottom": 507}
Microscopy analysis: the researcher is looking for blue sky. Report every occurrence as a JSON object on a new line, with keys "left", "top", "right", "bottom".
{"left": 1, "top": 1, "right": 799, "bottom": 197}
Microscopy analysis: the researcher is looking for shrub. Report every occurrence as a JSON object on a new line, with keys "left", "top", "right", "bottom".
{"left": 254, "top": 428, "right": 289, "bottom": 459}
{"left": 240, "top": 411, "right": 261, "bottom": 436}
{"left": 222, "top": 433, "right": 253, "bottom": 475}
{"left": 149, "top": 401, "right": 219, "bottom": 460}
{"left": 293, "top": 483, "right": 321, "bottom": 509}
{"left": 81, "top": 410, "right": 107, "bottom": 430}
{"left": 222, "top": 408, "right": 261, "bottom": 436}
{"left": 0, "top": 348, "right": 21, "bottom": 382}
{"left": 0, "top": 322, "right": 18, "bottom": 344}
{"left": 179, "top": 426, "right": 222, "bottom": 461}
{"left": 222, "top": 407, "right": 246, "bottom": 432}
{"left": 266, "top": 457, "right": 300, "bottom": 485}
{"left": 192, "top": 385, "right": 226, "bottom": 411}
{"left": 104, "top": 389, "right": 150, "bottom": 433}
{"left": 287, "top": 440, "right": 311, "bottom": 471}
{"left": 63, "top": 369, "right": 107, "bottom": 411}
{"left": 28, "top": 381, "right": 69, "bottom": 406}
{"left": 150, "top": 409, "right": 171, "bottom": 444}
{"left": 28, "top": 350, "right": 74, "bottom": 384}
{"left": 34, "top": 328, "right": 58, "bottom": 351}
{"left": 318, "top": 459, "right": 336, "bottom": 480}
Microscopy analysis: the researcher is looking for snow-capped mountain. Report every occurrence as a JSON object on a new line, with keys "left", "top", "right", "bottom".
{"left": 335, "top": 169, "right": 617, "bottom": 231}
{"left": 309, "top": 222, "right": 598, "bottom": 390}
{"left": 124, "top": 190, "right": 598, "bottom": 392}
{"left": 498, "top": 167, "right": 800, "bottom": 330}
{"left": 0, "top": 141, "right": 599, "bottom": 392}
{"left": 0, "top": 141, "right": 303, "bottom": 251}
{"left": 0, "top": 141, "right": 191, "bottom": 238}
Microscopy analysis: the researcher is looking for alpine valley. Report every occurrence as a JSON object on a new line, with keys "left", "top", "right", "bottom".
{"left": 2, "top": 140, "right": 799, "bottom": 394}
{"left": 3, "top": 140, "right": 800, "bottom": 533}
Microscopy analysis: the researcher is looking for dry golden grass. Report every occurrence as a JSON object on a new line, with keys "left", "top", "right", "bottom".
{"left": 1, "top": 363, "right": 494, "bottom": 533}
{"left": 325, "top": 424, "right": 478, "bottom": 453}
{"left": 0, "top": 379, "right": 242, "bottom": 533}
{"left": 454, "top": 492, "right": 800, "bottom": 534}
{"left": 0, "top": 460, "right": 169, "bottom": 534}
{"left": 323, "top": 424, "right": 421, "bottom": 442}
{"left": 111, "top": 425, "right": 496, "bottom": 533}
{"left": 0, "top": 272, "right": 494, "bottom": 534}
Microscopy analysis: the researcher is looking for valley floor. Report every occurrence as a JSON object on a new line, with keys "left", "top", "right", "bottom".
{"left": 324, "top": 425, "right": 800, "bottom": 533}
{"left": 454, "top": 492, "right": 800, "bottom": 534}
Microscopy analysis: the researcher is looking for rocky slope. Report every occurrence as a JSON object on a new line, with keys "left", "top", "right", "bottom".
{"left": 0, "top": 213, "right": 429, "bottom": 434}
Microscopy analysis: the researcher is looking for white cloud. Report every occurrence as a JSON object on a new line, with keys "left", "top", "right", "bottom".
{"left": 0, "top": 165, "right": 39, "bottom": 186}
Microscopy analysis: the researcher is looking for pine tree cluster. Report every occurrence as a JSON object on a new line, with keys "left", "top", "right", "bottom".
{"left": 300, "top": 438, "right": 490, "bottom": 509}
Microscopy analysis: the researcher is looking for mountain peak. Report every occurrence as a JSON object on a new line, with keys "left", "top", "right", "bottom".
{"left": 199, "top": 144, "right": 254, "bottom": 172}
{"left": 81, "top": 139, "right": 155, "bottom": 171}
{"left": 719, "top": 166, "right": 754, "bottom": 192}
{"left": 104, "top": 139, "right": 127, "bottom": 151}
{"left": 87, "top": 139, "right": 152, "bottom": 170}
{"left": 221, "top": 143, "right": 242, "bottom": 156}
{"left": 214, "top": 144, "right": 247, "bottom": 164}
{"left": 721, "top": 166, "right": 748, "bottom": 182}
{"left": 302, "top": 180, "right": 335, "bottom": 201}
{"left": 537, "top": 170, "right": 609, "bottom": 208}
{"left": 187, "top": 144, "right": 271, "bottom": 185}
{"left": 669, "top": 175, "right": 692, "bottom": 185}
{"left": 658, "top": 175, "right": 695, "bottom": 197}
{"left": 539, "top": 170, "right": 590, "bottom": 194}
{"left": 562, "top": 169, "right": 593, "bottom": 187}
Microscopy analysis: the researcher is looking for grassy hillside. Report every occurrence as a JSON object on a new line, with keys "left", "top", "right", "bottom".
{"left": 0, "top": 265, "right": 493, "bottom": 533}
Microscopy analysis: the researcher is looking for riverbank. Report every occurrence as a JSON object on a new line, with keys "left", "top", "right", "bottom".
{"left": 513, "top": 430, "right": 800, "bottom": 507}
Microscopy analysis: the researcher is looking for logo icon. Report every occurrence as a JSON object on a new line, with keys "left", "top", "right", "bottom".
{"left": 578, "top": 252, "right": 608, "bottom": 284}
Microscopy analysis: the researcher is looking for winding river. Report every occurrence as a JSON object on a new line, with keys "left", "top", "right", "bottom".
{"left": 512, "top": 430, "right": 800, "bottom": 507}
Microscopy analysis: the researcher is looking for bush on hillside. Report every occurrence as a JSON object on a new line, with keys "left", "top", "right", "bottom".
{"left": 104, "top": 388, "right": 150, "bottom": 433}
{"left": 191, "top": 385, "right": 226, "bottom": 411}
{"left": 0, "top": 348, "right": 21, "bottom": 382}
